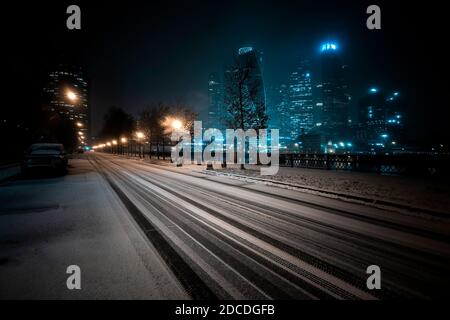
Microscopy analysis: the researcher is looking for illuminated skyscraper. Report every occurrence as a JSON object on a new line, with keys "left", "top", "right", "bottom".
{"left": 288, "top": 60, "right": 314, "bottom": 138}
{"left": 319, "top": 42, "right": 350, "bottom": 138}
{"left": 206, "top": 72, "right": 223, "bottom": 129}
{"left": 357, "top": 88, "right": 403, "bottom": 150}
{"left": 43, "top": 63, "right": 89, "bottom": 145}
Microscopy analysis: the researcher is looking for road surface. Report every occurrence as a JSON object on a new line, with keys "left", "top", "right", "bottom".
{"left": 1, "top": 153, "right": 449, "bottom": 299}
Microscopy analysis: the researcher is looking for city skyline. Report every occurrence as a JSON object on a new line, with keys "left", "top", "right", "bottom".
{"left": 5, "top": 0, "right": 447, "bottom": 146}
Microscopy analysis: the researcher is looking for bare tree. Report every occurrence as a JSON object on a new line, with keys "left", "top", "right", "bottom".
{"left": 224, "top": 58, "right": 268, "bottom": 130}
{"left": 139, "top": 103, "right": 197, "bottom": 159}
{"left": 100, "top": 106, "right": 135, "bottom": 141}
{"left": 224, "top": 57, "right": 268, "bottom": 167}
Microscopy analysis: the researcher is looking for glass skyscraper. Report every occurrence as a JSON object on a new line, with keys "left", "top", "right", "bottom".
{"left": 319, "top": 42, "right": 350, "bottom": 138}
{"left": 206, "top": 72, "right": 223, "bottom": 130}
{"left": 288, "top": 60, "right": 314, "bottom": 138}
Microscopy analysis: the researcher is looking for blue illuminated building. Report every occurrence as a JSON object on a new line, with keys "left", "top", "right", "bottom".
{"left": 287, "top": 59, "right": 314, "bottom": 140}
{"left": 317, "top": 41, "right": 351, "bottom": 139}
{"left": 357, "top": 88, "right": 404, "bottom": 151}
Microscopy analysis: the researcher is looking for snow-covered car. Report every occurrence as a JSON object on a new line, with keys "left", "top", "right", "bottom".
{"left": 21, "top": 143, "right": 68, "bottom": 175}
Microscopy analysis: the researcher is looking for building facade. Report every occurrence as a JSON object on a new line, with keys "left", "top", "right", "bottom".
{"left": 288, "top": 60, "right": 314, "bottom": 139}
{"left": 206, "top": 72, "right": 223, "bottom": 130}
{"left": 318, "top": 42, "right": 351, "bottom": 139}
{"left": 43, "top": 63, "right": 89, "bottom": 146}
{"left": 357, "top": 88, "right": 403, "bottom": 151}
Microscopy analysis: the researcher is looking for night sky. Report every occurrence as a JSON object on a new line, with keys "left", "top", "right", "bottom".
{"left": 4, "top": 0, "right": 447, "bottom": 142}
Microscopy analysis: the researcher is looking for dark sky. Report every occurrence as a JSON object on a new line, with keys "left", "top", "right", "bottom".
{"left": 4, "top": 0, "right": 447, "bottom": 142}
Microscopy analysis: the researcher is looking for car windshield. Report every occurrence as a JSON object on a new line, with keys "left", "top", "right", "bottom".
{"left": 28, "top": 145, "right": 63, "bottom": 155}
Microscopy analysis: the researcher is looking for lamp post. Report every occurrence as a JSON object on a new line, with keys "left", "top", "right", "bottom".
{"left": 112, "top": 140, "right": 118, "bottom": 154}
{"left": 135, "top": 132, "right": 145, "bottom": 158}
{"left": 121, "top": 137, "right": 127, "bottom": 155}
{"left": 161, "top": 118, "right": 184, "bottom": 161}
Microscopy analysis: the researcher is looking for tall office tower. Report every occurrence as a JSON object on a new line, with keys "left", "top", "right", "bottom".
{"left": 319, "top": 42, "right": 350, "bottom": 138}
{"left": 265, "top": 84, "right": 282, "bottom": 130}
{"left": 357, "top": 87, "right": 403, "bottom": 150}
{"left": 288, "top": 60, "right": 314, "bottom": 139}
{"left": 224, "top": 47, "right": 267, "bottom": 129}
{"left": 207, "top": 72, "right": 223, "bottom": 130}
{"left": 275, "top": 83, "right": 292, "bottom": 147}
{"left": 43, "top": 63, "right": 89, "bottom": 146}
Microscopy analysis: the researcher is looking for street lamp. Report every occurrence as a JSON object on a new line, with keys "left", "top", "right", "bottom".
{"left": 76, "top": 122, "right": 83, "bottom": 127}
{"left": 135, "top": 132, "right": 145, "bottom": 158}
{"left": 172, "top": 119, "right": 183, "bottom": 130}
{"left": 66, "top": 90, "right": 78, "bottom": 102}
{"left": 135, "top": 132, "right": 145, "bottom": 139}
{"left": 112, "top": 140, "right": 118, "bottom": 154}
{"left": 120, "top": 137, "right": 127, "bottom": 155}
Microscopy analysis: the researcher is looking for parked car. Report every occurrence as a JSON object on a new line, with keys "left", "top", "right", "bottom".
{"left": 21, "top": 143, "right": 68, "bottom": 175}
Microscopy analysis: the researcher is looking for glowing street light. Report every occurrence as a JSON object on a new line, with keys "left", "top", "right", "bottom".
{"left": 66, "top": 90, "right": 78, "bottom": 102}
{"left": 76, "top": 122, "right": 83, "bottom": 127}
{"left": 106, "top": 142, "right": 111, "bottom": 146}
{"left": 112, "top": 140, "right": 118, "bottom": 145}
{"left": 121, "top": 137, "right": 127, "bottom": 143}
{"left": 135, "top": 131, "right": 145, "bottom": 140}
{"left": 172, "top": 119, "right": 183, "bottom": 130}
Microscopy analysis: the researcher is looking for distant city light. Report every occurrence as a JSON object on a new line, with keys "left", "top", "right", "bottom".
{"left": 305, "top": 73, "right": 310, "bottom": 77}
{"left": 238, "top": 47, "right": 253, "bottom": 55}
{"left": 381, "top": 134, "right": 389, "bottom": 139}
{"left": 394, "top": 92, "right": 399, "bottom": 96}
{"left": 370, "top": 87, "right": 378, "bottom": 93}
{"left": 321, "top": 42, "right": 338, "bottom": 52}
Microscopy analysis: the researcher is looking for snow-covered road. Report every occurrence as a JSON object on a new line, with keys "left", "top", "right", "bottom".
{"left": 1, "top": 153, "right": 449, "bottom": 299}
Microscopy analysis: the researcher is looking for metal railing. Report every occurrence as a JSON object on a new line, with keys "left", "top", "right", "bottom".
{"left": 279, "top": 153, "right": 450, "bottom": 176}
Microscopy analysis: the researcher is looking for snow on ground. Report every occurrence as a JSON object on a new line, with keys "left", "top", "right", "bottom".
{"left": 210, "top": 165, "right": 450, "bottom": 214}
{"left": 91, "top": 153, "right": 450, "bottom": 214}
{"left": 0, "top": 158, "right": 187, "bottom": 299}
